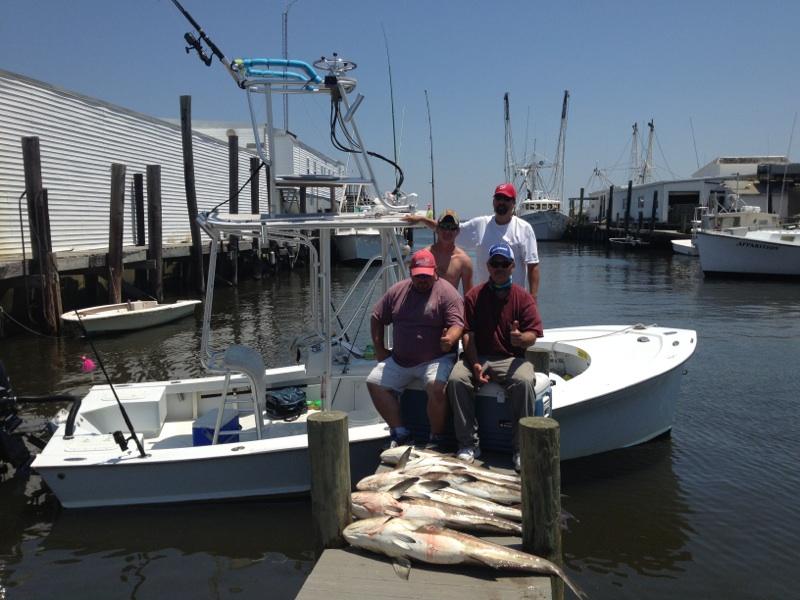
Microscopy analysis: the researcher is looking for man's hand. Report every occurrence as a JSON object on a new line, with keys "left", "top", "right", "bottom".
{"left": 440, "top": 328, "right": 453, "bottom": 352}
{"left": 510, "top": 320, "right": 524, "bottom": 348}
{"left": 472, "top": 362, "right": 490, "bottom": 385}
{"left": 402, "top": 214, "right": 435, "bottom": 229}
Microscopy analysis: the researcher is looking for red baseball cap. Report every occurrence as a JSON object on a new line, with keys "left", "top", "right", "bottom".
{"left": 494, "top": 183, "right": 516, "bottom": 200}
{"left": 410, "top": 248, "right": 436, "bottom": 276}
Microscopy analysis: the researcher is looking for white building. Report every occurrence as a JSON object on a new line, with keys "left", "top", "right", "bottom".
{"left": 579, "top": 156, "right": 800, "bottom": 229}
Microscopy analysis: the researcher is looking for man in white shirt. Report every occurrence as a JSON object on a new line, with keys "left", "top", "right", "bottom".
{"left": 405, "top": 183, "right": 540, "bottom": 298}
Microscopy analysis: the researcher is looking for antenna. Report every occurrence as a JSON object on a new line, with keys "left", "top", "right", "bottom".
{"left": 504, "top": 93, "right": 514, "bottom": 183}
{"left": 689, "top": 117, "right": 700, "bottom": 169}
{"left": 425, "top": 90, "right": 436, "bottom": 216}
{"left": 282, "top": 0, "right": 299, "bottom": 131}
{"left": 382, "top": 24, "right": 399, "bottom": 188}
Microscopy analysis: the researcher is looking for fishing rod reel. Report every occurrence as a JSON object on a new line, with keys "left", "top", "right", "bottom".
{"left": 184, "top": 32, "right": 212, "bottom": 66}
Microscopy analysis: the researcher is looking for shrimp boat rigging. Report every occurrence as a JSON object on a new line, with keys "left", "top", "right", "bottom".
{"left": 31, "top": 5, "right": 421, "bottom": 507}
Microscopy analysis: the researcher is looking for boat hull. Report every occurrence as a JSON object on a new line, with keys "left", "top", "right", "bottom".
{"left": 519, "top": 211, "right": 569, "bottom": 241}
{"left": 671, "top": 239, "right": 698, "bottom": 256}
{"left": 696, "top": 230, "right": 800, "bottom": 276}
{"left": 35, "top": 425, "right": 388, "bottom": 508}
{"left": 61, "top": 300, "right": 201, "bottom": 333}
{"left": 333, "top": 229, "right": 407, "bottom": 262}
{"left": 554, "top": 361, "right": 684, "bottom": 460}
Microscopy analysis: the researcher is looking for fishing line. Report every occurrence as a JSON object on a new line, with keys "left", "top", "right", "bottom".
{"left": 209, "top": 159, "right": 266, "bottom": 213}
{"left": 72, "top": 310, "right": 147, "bottom": 458}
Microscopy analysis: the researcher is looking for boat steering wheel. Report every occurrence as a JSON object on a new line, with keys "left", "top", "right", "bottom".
{"left": 313, "top": 53, "right": 357, "bottom": 76}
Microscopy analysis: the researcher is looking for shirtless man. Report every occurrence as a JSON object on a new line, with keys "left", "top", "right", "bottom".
{"left": 428, "top": 210, "right": 473, "bottom": 293}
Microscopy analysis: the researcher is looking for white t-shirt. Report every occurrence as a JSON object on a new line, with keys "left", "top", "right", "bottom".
{"left": 458, "top": 215, "right": 539, "bottom": 288}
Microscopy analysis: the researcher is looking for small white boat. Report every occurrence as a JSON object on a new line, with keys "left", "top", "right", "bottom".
{"left": 695, "top": 227, "right": 800, "bottom": 276}
{"left": 671, "top": 239, "right": 698, "bottom": 256}
{"left": 60, "top": 300, "right": 201, "bottom": 333}
{"left": 609, "top": 235, "right": 649, "bottom": 248}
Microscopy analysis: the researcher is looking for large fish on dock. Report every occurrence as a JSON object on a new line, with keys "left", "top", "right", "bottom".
{"left": 381, "top": 445, "right": 521, "bottom": 485}
{"left": 357, "top": 469, "right": 521, "bottom": 505}
{"left": 401, "top": 480, "right": 523, "bottom": 522}
{"left": 343, "top": 516, "right": 586, "bottom": 599}
{"left": 351, "top": 490, "right": 522, "bottom": 535}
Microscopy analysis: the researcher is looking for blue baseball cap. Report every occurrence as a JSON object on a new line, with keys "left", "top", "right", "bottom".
{"left": 488, "top": 242, "right": 514, "bottom": 261}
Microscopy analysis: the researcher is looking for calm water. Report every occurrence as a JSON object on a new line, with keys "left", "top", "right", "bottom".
{"left": 1, "top": 234, "right": 799, "bottom": 599}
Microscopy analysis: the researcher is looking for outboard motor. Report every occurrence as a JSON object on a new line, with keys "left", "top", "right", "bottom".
{"left": 0, "top": 360, "right": 32, "bottom": 472}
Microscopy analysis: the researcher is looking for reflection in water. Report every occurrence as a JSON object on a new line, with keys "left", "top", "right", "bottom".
{"left": 562, "top": 438, "right": 692, "bottom": 580}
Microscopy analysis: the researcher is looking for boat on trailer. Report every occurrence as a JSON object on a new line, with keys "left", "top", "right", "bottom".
{"left": 60, "top": 300, "right": 201, "bottom": 334}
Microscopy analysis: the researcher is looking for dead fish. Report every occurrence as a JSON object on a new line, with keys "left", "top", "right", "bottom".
{"left": 343, "top": 517, "right": 586, "bottom": 599}
{"left": 351, "top": 490, "right": 522, "bottom": 535}
{"left": 403, "top": 470, "right": 521, "bottom": 505}
{"left": 401, "top": 480, "right": 523, "bottom": 522}
{"left": 381, "top": 445, "right": 521, "bottom": 485}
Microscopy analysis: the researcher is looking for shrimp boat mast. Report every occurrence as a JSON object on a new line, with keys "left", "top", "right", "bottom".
{"left": 32, "top": 9, "right": 421, "bottom": 507}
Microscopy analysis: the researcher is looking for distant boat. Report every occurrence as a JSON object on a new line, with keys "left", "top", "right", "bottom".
{"left": 671, "top": 238, "right": 698, "bottom": 256}
{"left": 61, "top": 300, "right": 201, "bottom": 334}
{"left": 518, "top": 195, "right": 569, "bottom": 241}
{"left": 609, "top": 235, "right": 649, "bottom": 248}
{"left": 695, "top": 227, "right": 800, "bottom": 276}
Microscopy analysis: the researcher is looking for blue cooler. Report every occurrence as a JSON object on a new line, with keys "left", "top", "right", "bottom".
{"left": 192, "top": 408, "right": 241, "bottom": 446}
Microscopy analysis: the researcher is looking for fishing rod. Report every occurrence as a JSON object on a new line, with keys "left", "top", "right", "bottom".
{"left": 170, "top": 0, "right": 238, "bottom": 82}
{"left": 72, "top": 311, "right": 147, "bottom": 458}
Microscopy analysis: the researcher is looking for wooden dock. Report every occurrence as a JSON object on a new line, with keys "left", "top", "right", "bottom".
{"left": 296, "top": 538, "right": 552, "bottom": 599}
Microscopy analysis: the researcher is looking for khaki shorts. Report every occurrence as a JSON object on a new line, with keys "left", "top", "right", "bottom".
{"left": 367, "top": 354, "right": 456, "bottom": 393}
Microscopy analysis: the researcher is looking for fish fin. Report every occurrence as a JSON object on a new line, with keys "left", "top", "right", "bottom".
{"left": 384, "top": 506, "right": 404, "bottom": 517}
{"left": 387, "top": 477, "right": 420, "bottom": 499}
{"left": 390, "top": 533, "right": 417, "bottom": 552}
{"left": 395, "top": 446, "right": 413, "bottom": 471}
{"left": 392, "top": 558, "right": 412, "bottom": 580}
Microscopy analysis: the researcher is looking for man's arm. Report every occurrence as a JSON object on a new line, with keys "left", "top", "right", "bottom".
{"left": 370, "top": 315, "right": 391, "bottom": 361}
{"left": 510, "top": 319, "right": 538, "bottom": 349}
{"left": 440, "top": 324, "right": 464, "bottom": 353}
{"left": 461, "top": 255, "right": 474, "bottom": 293}
{"left": 403, "top": 214, "right": 436, "bottom": 230}
{"left": 527, "top": 262, "right": 540, "bottom": 298}
{"left": 462, "top": 331, "right": 489, "bottom": 384}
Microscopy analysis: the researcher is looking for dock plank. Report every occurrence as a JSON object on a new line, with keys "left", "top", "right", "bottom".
{"left": 296, "top": 544, "right": 551, "bottom": 599}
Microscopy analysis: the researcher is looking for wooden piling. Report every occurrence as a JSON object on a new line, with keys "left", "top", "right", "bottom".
{"left": 146, "top": 165, "right": 164, "bottom": 303}
{"left": 228, "top": 133, "right": 239, "bottom": 286}
{"left": 624, "top": 180, "right": 632, "bottom": 236}
{"left": 307, "top": 410, "right": 351, "bottom": 560}
{"left": 650, "top": 190, "right": 658, "bottom": 234}
{"left": 519, "top": 416, "right": 563, "bottom": 600}
{"left": 37, "top": 189, "right": 61, "bottom": 334}
{"left": 179, "top": 95, "right": 205, "bottom": 293}
{"left": 107, "top": 163, "right": 126, "bottom": 304}
{"left": 21, "top": 137, "right": 43, "bottom": 265}
{"left": 133, "top": 173, "right": 148, "bottom": 290}
{"left": 605, "top": 185, "right": 614, "bottom": 246}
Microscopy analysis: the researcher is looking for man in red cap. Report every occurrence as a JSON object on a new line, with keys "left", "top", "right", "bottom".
{"left": 366, "top": 248, "right": 464, "bottom": 449}
{"left": 405, "top": 183, "right": 540, "bottom": 298}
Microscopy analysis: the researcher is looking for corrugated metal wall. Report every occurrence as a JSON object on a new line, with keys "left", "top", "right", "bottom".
{"left": 0, "top": 69, "right": 259, "bottom": 258}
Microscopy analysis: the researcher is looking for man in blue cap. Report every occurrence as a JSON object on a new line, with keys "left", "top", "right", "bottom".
{"left": 446, "top": 242, "right": 543, "bottom": 471}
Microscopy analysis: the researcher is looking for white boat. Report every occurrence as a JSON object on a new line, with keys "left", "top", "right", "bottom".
{"left": 695, "top": 227, "right": 800, "bottom": 276}
{"left": 333, "top": 226, "right": 409, "bottom": 262}
{"left": 670, "top": 239, "right": 698, "bottom": 256}
{"left": 518, "top": 196, "right": 570, "bottom": 241}
{"left": 60, "top": 300, "right": 201, "bottom": 333}
{"left": 609, "top": 235, "right": 649, "bottom": 248}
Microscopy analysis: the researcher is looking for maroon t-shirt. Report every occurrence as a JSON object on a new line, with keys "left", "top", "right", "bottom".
{"left": 464, "top": 283, "right": 543, "bottom": 358}
{"left": 372, "top": 278, "right": 464, "bottom": 367}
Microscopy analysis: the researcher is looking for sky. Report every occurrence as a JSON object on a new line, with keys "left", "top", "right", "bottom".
{"left": 2, "top": 0, "right": 799, "bottom": 219}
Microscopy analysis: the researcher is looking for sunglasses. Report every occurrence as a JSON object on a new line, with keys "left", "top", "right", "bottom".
{"left": 488, "top": 260, "right": 512, "bottom": 269}
{"left": 437, "top": 224, "right": 459, "bottom": 231}
{"left": 493, "top": 195, "right": 514, "bottom": 202}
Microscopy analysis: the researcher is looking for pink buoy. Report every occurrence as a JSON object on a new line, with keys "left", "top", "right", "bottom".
{"left": 80, "top": 355, "right": 96, "bottom": 373}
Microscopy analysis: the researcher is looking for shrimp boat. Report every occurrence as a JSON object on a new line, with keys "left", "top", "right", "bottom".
{"left": 32, "top": 32, "right": 421, "bottom": 507}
